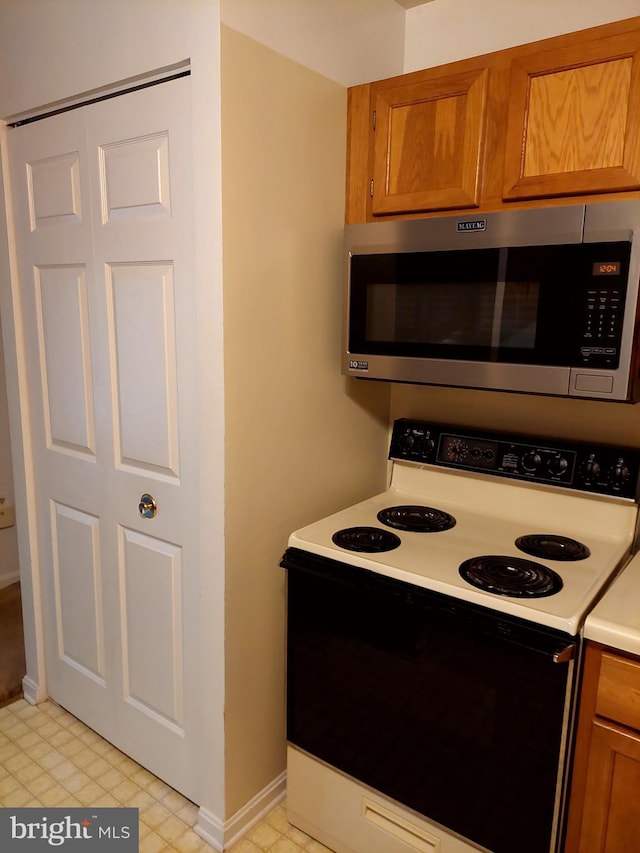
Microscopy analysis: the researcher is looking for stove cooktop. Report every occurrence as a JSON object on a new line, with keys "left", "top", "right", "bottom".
{"left": 288, "top": 420, "right": 640, "bottom": 634}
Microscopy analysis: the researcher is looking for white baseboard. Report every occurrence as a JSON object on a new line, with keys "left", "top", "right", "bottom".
{"left": 193, "top": 807, "right": 223, "bottom": 851}
{"left": 22, "top": 675, "right": 46, "bottom": 705}
{"left": 195, "top": 770, "right": 287, "bottom": 851}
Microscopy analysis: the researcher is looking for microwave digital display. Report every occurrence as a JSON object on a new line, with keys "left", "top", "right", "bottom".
{"left": 593, "top": 261, "right": 621, "bottom": 276}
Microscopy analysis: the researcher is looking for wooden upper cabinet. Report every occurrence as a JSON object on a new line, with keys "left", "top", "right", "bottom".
{"left": 371, "top": 68, "right": 489, "bottom": 215}
{"left": 346, "top": 17, "right": 640, "bottom": 223}
{"left": 503, "top": 32, "right": 640, "bottom": 201}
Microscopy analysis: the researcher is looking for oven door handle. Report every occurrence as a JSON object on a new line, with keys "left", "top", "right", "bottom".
{"left": 506, "top": 638, "right": 576, "bottom": 663}
{"left": 482, "top": 637, "right": 578, "bottom": 663}
{"left": 552, "top": 643, "right": 576, "bottom": 664}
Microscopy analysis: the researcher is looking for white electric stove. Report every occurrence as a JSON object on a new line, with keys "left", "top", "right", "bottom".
{"left": 289, "top": 421, "right": 639, "bottom": 635}
{"left": 283, "top": 419, "right": 640, "bottom": 853}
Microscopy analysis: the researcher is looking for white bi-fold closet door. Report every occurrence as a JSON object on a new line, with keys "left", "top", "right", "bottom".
{"left": 8, "top": 75, "right": 202, "bottom": 802}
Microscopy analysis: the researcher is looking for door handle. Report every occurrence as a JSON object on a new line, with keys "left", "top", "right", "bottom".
{"left": 553, "top": 644, "right": 575, "bottom": 664}
{"left": 138, "top": 493, "right": 157, "bottom": 519}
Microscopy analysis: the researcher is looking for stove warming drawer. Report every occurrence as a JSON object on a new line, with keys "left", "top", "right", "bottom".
{"left": 283, "top": 547, "right": 578, "bottom": 853}
{"left": 287, "top": 746, "right": 477, "bottom": 853}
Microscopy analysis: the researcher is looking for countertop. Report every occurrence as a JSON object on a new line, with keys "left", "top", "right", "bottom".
{"left": 584, "top": 551, "right": 640, "bottom": 657}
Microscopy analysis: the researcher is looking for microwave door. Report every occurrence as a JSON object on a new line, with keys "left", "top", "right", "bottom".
{"left": 347, "top": 247, "right": 570, "bottom": 378}
{"left": 345, "top": 247, "right": 574, "bottom": 395}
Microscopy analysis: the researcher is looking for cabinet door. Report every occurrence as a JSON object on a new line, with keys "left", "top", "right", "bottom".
{"left": 578, "top": 719, "right": 640, "bottom": 852}
{"left": 371, "top": 68, "right": 488, "bottom": 215}
{"left": 503, "top": 32, "right": 640, "bottom": 200}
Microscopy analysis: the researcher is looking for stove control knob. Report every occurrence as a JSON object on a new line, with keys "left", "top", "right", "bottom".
{"left": 583, "top": 459, "right": 601, "bottom": 479}
{"left": 400, "top": 431, "right": 416, "bottom": 452}
{"left": 521, "top": 451, "right": 542, "bottom": 473}
{"left": 609, "top": 458, "right": 631, "bottom": 485}
{"left": 422, "top": 437, "right": 435, "bottom": 456}
{"left": 547, "top": 454, "right": 569, "bottom": 477}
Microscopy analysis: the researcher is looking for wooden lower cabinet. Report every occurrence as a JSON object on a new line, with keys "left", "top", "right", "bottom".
{"left": 565, "top": 643, "right": 640, "bottom": 852}
{"left": 577, "top": 721, "right": 640, "bottom": 852}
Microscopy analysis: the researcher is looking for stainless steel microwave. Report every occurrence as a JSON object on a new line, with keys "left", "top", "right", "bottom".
{"left": 343, "top": 201, "right": 640, "bottom": 402}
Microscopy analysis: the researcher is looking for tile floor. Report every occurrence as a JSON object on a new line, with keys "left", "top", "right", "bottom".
{"left": 0, "top": 697, "right": 334, "bottom": 853}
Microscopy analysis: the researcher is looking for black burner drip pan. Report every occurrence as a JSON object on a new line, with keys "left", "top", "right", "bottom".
{"left": 459, "top": 555, "right": 563, "bottom": 598}
{"left": 377, "top": 505, "right": 456, "bottom": 533}
{"left": 515, "top": 534, "right": 590, "bottom": 561}
{"left": 332, "top": 526, "right": 401, "bottom": 553}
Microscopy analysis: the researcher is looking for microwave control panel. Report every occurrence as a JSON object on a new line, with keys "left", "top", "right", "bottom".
{"left": 389, "top": 419, "right": 640, "bottom": 499}
{"left": 578, "top": 283, "right": 625, "bottom": 368}
{"left": 577, "top": 247, "right": 631, "bottom": 369}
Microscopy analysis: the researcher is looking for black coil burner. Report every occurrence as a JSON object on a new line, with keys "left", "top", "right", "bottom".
{"left": 332, "top": 526, "right": 401, "bottom": 553}
{"left": 377, "top": 505, "right": 457, "bottom": 533}
{"left": 459, "top": 555, "right": 563, "bottom": 598}
{"left": 515, "top": 534, "right": 590, "bottom": 561}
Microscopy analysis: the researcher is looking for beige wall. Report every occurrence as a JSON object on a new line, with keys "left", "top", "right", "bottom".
{"left": 218, "top": 0, "right": 640, "bottom": 90}
{"left": 0, "top": 0, "right": 198, "bottom": 119}
{"left": 404, "top": 0, "right": 640, "bottom": 72}
{"left": 220, "top": 0, "right": 405, "bottom": 87}
{"left": 220, "top": 26, "right": 390, "bottom": 815}
{"left": 390, "top": 384, "right": 640, "bottom": 448}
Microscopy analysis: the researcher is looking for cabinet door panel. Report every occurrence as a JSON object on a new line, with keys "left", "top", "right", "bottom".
{"left": 372, "top": 68, "right": 488, "bottom": 215}
{"left": 596, "top": 651, "right": 640, "bottom": 731}
{"left": 579, "top": 719, "right": 640, "bottom": 852}
{"left": 503, "top": 33, "right": 640, "bottom": 200}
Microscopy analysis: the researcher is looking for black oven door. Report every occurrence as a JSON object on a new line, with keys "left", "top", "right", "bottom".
{"left": 283, "top": 548, "right": 578, "bottom": 853}
{"left": 348, "top": 240, "right": 630, "bottom": 370}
